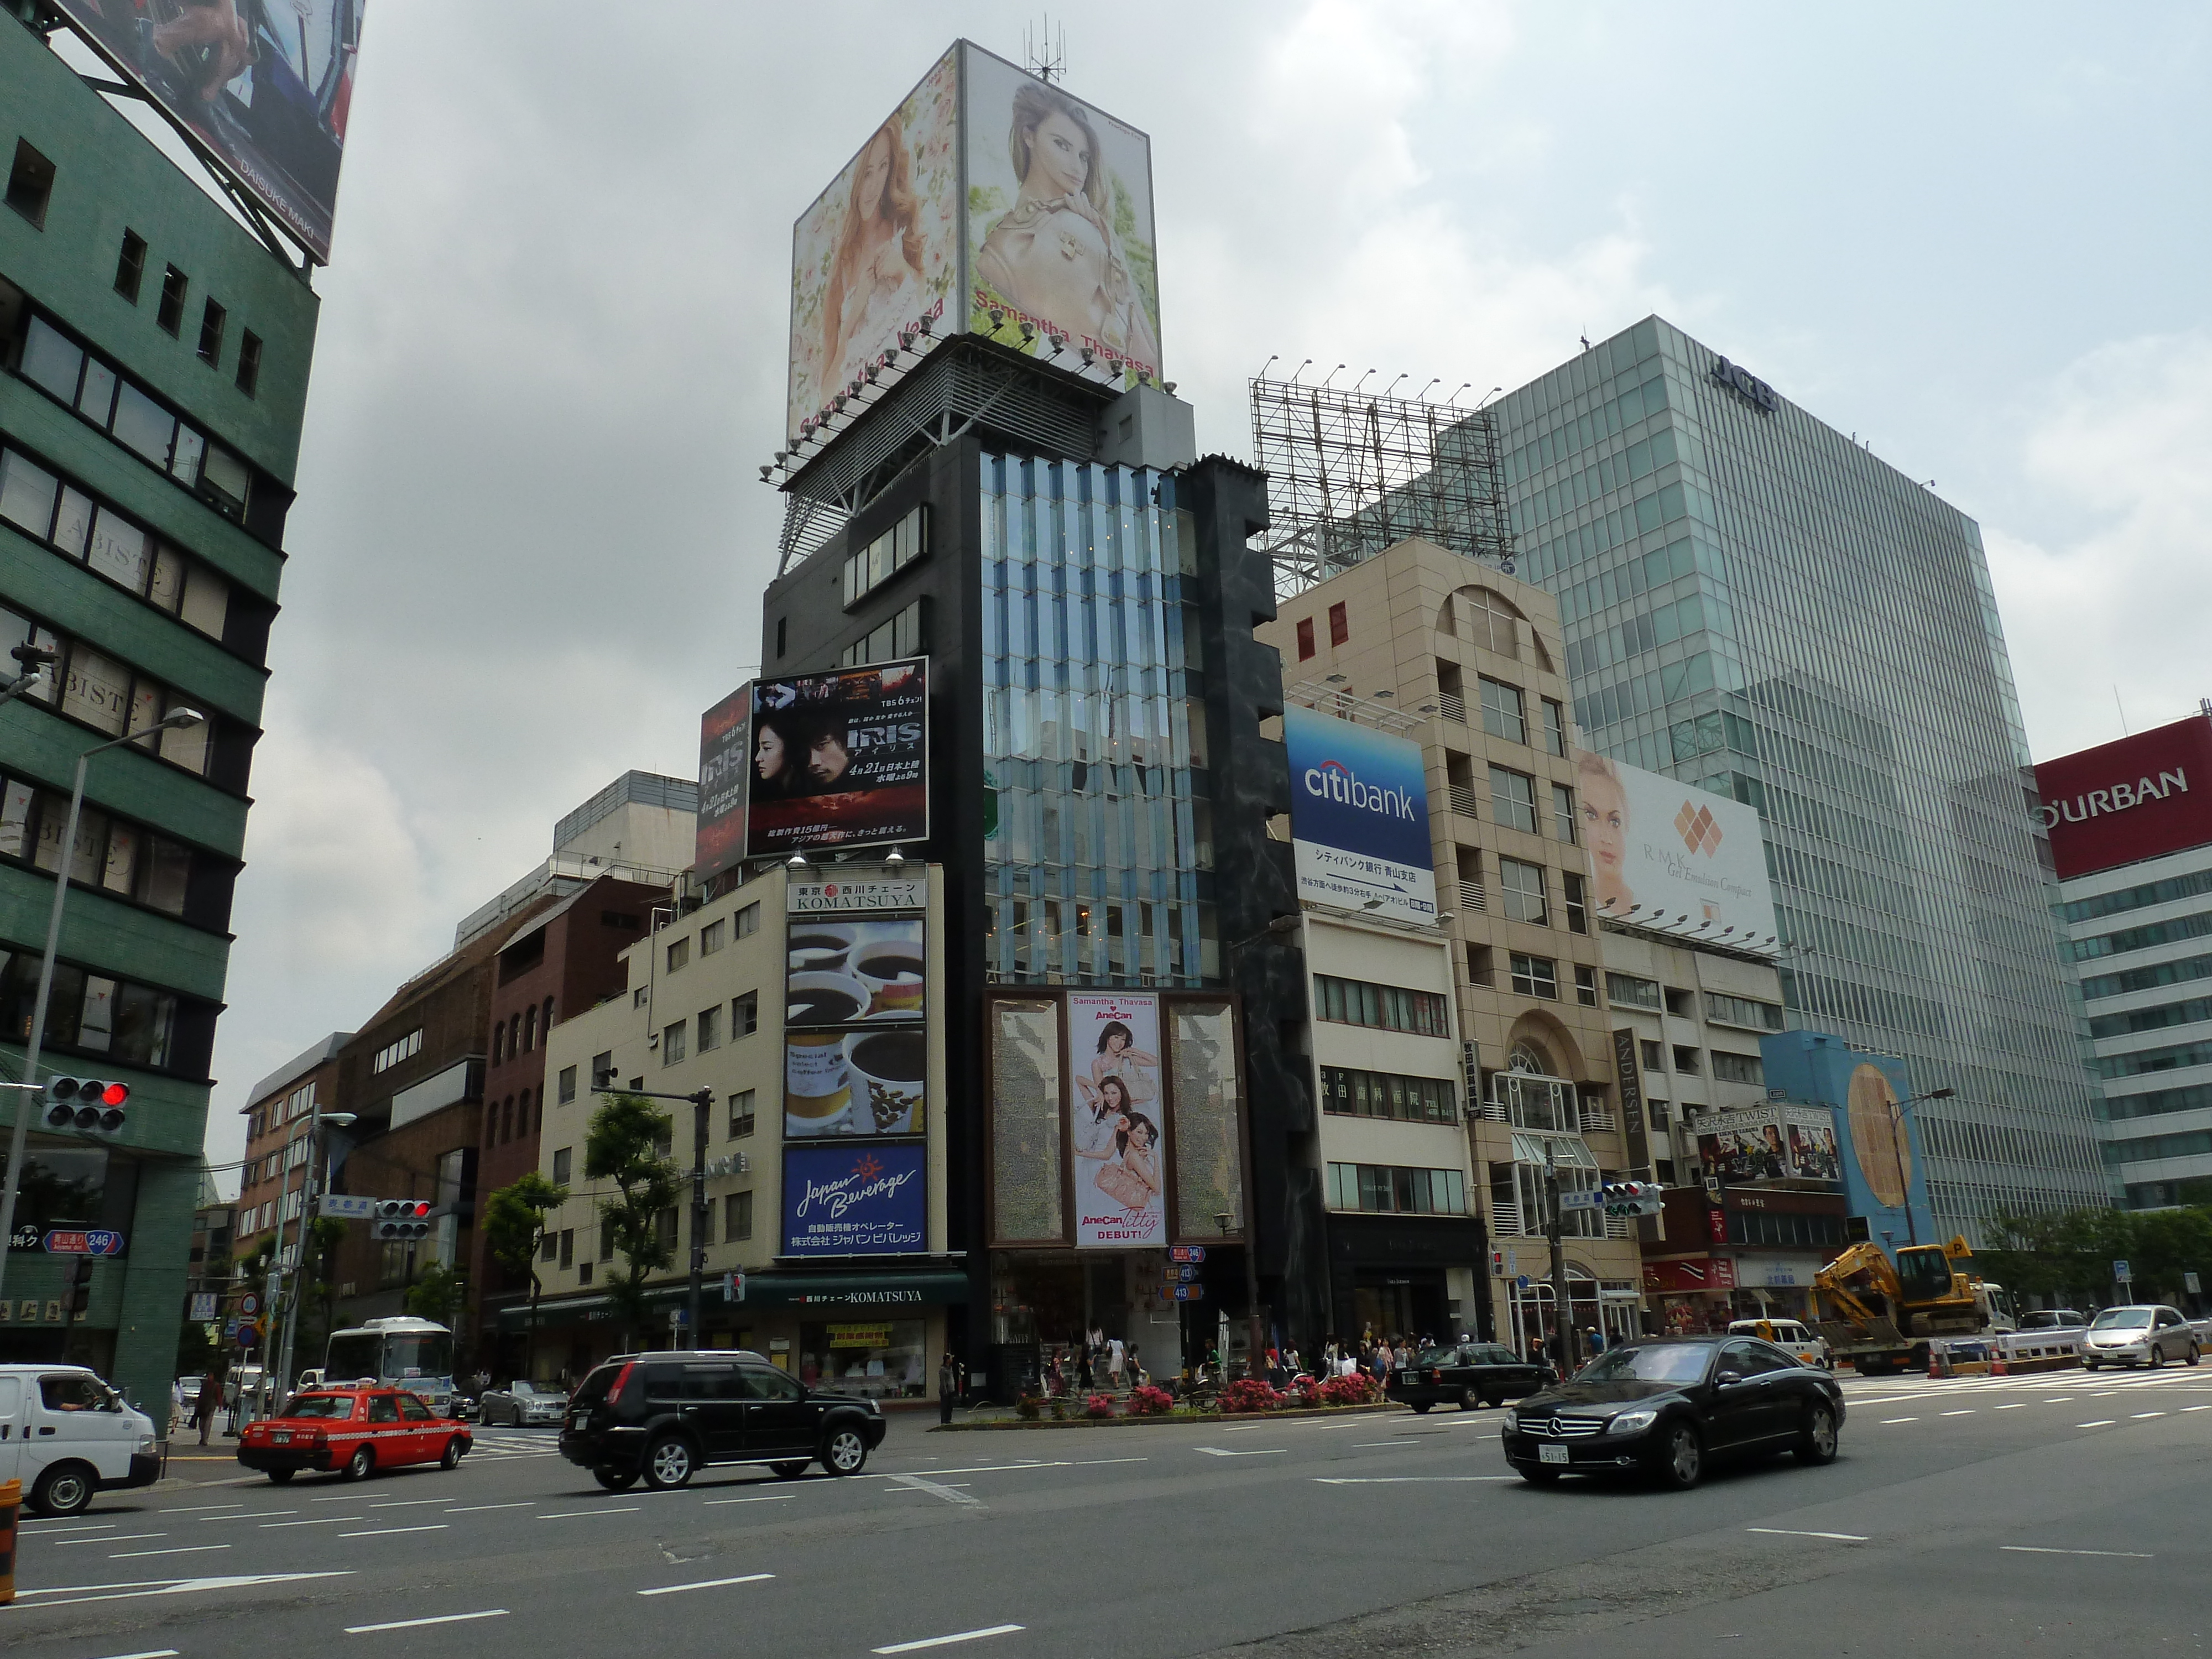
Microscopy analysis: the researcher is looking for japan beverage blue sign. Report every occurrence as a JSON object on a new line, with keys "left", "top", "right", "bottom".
{"left": 782, "top": 1142, "right": 926, "bottom": 1257}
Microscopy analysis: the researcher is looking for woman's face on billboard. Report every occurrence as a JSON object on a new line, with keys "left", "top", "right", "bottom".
{"left": 855, "top": 131, "right": 892, "bottom": 221}
{"left": 1026, "top": 109, "right": 1092, "bottom": 198}
{"left": 1581, "top": 769, "right": 1628, "bottom": 893}
{"left": 755, "top": 724, "right": 789, "bottom": 784}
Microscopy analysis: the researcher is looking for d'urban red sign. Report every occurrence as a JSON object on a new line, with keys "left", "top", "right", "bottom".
{"left": 2032, "top": 716, "right": 2212, "bottom": 880}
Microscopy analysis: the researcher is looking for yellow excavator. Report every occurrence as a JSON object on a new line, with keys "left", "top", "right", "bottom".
{"left": 1810, "top": 1235, "right": 2016, "bottom": 1375}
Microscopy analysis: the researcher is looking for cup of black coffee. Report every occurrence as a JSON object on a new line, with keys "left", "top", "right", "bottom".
{"left": 855, "top": 947, "right": 924, "bottom": 1017}
{"left": 788, "top": 971, "right": 868, "bottom": 1027}
{"left": 789, "top": 927, "right": 854, "bottom": 974}
{"left": 848, "top": 1029, "right": 926, "bottom": 1133}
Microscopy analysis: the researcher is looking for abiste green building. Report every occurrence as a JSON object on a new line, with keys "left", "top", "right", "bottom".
{"left": 1, "top": 15, "right": 326, "bottom": 1410}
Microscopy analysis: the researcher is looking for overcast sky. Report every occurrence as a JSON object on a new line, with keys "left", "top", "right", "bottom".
{"left": 81, "top": 3, "right": 2204, "bottom": 1182}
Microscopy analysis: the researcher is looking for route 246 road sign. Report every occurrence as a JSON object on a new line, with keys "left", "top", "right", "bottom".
{"left": 1170, "top": 1245, "right": 1207, "bottom": 1264}
{"left": 43, "top": 1228, "right": 124, "bottom": 1255}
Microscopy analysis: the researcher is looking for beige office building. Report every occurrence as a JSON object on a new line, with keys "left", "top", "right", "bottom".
{"left": 1260, "top": 538, "right": 1645, "bottom": 1352}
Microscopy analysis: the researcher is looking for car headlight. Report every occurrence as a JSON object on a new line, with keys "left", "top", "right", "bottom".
{"left": 1608, "top": 1409, "right": 1658, "bottom": 1435}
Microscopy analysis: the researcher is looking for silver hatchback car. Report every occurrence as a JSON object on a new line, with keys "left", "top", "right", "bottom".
{"left": 2080, "top": 1305, "right": 2201, "bottom": 1370}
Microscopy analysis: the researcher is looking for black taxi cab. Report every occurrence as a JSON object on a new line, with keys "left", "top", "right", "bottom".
{"left": 236, "top": 1383, "right": 472, "bottom": 1483}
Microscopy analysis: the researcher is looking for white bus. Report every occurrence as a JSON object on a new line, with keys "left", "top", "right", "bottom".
{"left": 323, "top": 1316, "right": 458, "bottom": 1415}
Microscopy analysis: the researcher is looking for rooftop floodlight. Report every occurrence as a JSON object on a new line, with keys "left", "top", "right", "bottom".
{"left": 787, "top": 852, "right": 807, "bottom": 868}
{"left": 885, "top": 847, "right": 906, "bottom": 864}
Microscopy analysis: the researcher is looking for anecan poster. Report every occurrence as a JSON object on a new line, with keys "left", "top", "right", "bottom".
{"left": 1067, "top": 993, "right": 1166, "bottom": 1248}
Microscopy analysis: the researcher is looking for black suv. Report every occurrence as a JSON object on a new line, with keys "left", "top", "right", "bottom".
{"left": 558, "top": 1350, "right": 887, "bottom": 1491}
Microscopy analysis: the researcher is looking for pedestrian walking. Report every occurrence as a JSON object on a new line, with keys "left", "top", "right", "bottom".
{"left": 938, "top": 1350, "right": 959, "bottom": 1425}
{"left": 195, "top": 1370, "right": 221, "bottom": 1446}
{"left": 1107, "top": 1335, "right": 1125, "bottom": 1390}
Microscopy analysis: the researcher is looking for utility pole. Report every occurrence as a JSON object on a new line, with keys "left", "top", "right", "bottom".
{"left": 1545, "top": 1144, "right": 1577, "bottom": 1377}
{"left": 688, "top": 1089, "right": 711, "bottom": 1350}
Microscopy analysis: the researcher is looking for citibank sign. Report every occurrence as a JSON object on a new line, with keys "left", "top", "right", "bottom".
{"left": 2038, "top": 767, "right": 2188, "bottom": 828}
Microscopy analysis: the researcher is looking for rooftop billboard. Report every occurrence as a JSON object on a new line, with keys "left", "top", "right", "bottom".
{"left": 2032, "top": 714, "right": 2211, "bottom": 881}
{"left": 786, "top": 42, "right": 1160, "bottom": 442}
{"left": 1575, "top": 754, "right": 1778, "bottom": 946}
{"left": 56, "top": 0, "right": 365, "bottom": 263}
{"left": 1284, "top": 706, "right": 1437, "bottom": 926}
{"left": 744, "top": 660, "right": 928, "bottom": 858}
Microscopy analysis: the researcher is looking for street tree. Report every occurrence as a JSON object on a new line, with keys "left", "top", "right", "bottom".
{"left": 584, "top": 1092, "right": 678, "bottom": 1347}
{"left": 404, "top": 1262, "right": 468, "bottom": 1328}
{"left": 484, "top": 1170, "right": 570, "bottom": 1369}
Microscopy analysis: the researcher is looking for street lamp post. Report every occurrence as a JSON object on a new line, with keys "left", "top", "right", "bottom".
{"left": 1222, "top": 915, "right": 1299, "bottom": 1380}
{"left": 0, "top": 708, "right": 204, "bottom": 1306}
{"left": 1887, "top": 1088, "right": 1954, "bottom": 1246}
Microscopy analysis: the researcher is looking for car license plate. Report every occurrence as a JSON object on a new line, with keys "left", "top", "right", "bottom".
{"left": 272, "top": 1431, "right": 291, "bottom": 1444}
{"left": 1538, "top": 1443, "right": 1569, "bottom": 1465}
{"left": 1400, "top": 1370, "right": 1416, "bottom": 1383}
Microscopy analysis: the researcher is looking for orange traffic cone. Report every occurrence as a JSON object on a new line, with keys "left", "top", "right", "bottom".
{"left": 1991, "top": 1354, "right": 2009, "bottom": 1377}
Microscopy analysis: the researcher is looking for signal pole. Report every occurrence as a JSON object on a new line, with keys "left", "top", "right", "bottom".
{"left": 1545, "top": 1144, "right": 1576, "bottom": 1376}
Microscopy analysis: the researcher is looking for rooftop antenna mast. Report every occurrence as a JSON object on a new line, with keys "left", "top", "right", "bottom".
{"left": 1025, "top": 16, "right": 1068, "bottom": 82}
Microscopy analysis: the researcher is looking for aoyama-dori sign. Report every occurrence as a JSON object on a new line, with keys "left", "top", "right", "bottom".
{"left": 2032, "top": 714, "right": 2212, "bottom": 880}
{"left": 1283, "top": 705, "right": 1437, "bottom": 925}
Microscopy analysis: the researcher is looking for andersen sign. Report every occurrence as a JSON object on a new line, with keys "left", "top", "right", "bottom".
{"left": 2033, "top": 715, "right": 2212, "bottom": 881}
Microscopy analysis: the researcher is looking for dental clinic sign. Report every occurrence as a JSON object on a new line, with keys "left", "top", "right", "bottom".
{"left": 2032, "top": 714, "right": 2212, "bottom": 881}
{"left": 1284, "top": 705, "right": 1437, "bottom": 925}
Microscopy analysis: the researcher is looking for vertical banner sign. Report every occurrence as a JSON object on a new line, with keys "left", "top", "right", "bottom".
{"left": 1067, "top": 994, "right": 1166, "bottom": 1248}
{"left": 695, "top": 684, "right": 753, "bottom": 884}
{"left": 1613, "top": 1029, "right": 1651, "bottom": 1176}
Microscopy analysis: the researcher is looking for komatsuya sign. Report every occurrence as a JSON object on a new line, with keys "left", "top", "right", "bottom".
{"left": 1283, "top": 705, "right": 1438, "bottom": 925}
{"left": 782, "top": 1142, "right": 926, "bottom": 1257}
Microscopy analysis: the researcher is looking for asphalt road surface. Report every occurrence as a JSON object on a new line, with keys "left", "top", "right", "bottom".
{"left": 7, "top": 1365, "right": 2210, "bottom": 1658}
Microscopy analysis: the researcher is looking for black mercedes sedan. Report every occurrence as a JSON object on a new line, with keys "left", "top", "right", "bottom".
{"left": 1387, "top": 1342, "right": 1553, "bottom": 1412}
{"left": 1501, "top": 1334, "right": 1844, "bottom": 1490}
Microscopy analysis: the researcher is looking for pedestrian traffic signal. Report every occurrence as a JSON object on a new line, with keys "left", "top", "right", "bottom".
{"left": 371, "top": 1199, "right": 433, "bottom": 1240}
{"left": 61, "top": 1255, "right": 94, "bottom": 1316}
{"left": 1601, "top": 1180, "right": 1664, "bottom": 1217}
{"left": 43, "top": 1077, "right": 128, "bottom": 1133}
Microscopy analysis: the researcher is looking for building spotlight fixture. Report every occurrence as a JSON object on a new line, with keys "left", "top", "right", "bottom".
{"left": 1162, "top": 381, "right": 1177, "bottom": 395}
{"left": 1324, "top": 673, "right": 1347, "bottom": 685}
{"left": 787, "top": 852, "right": 807, "bottom": 868}
{"left": 885, "top": 847, "right": 906, "bottom": 864}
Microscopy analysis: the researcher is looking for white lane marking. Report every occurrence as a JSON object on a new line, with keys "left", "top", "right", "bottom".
{"left": 540, "top": 1507, "right": 640, "bottom": 1520}
{"left": 345, "top": 1610, "right": 510, "bottom": 1634}
{"left": 260, "top": 1517, "right": 364, "bottom": 1527}
{"left": 1995, "top": 1404, "right": 2028, "bottom": 1410}
{"left": 1746, "top": 1527, "right": 1869, "bottom": 1542}
{"left": 1880, "top": 1417, "right": 1919, "bottom": 1424}
{"left": 2001, "top": 1546, "right": 2153, "bottom": 1558}
{"left": 872, "top": 1626, "right": 1025, "bottom": 1654}
{"left": 1196, "top": 1446, "right": 1287, "bottom": 1457}
{"left": 112, "top": 1546, "right": 233, "bottom": 1559}
{"left": 1068, "top": 1456, "right": 1149, "bottom": 1466}
{"left": 313, "top": 1495, "right": 368, "bottom": 1503}
{"left": 2077, "top": 1420, "right": 2117, "bottom": 1428}
{"left": 636, "top": 1573, "right": 775, "bottom": 1597}
{"left": 1941, "top": 1410, "right": 1976, "bottom": 1417}
{"left": 703, "top": 1494, "right": 796, "bottom": 1506}
{"left": 1314, "top": 1476, "right": 1515, "bottom": 1484}
{"left": 156, "top": 1502, "right": 246, "bottom": 1512}
{"left": 2184, "top": 1405, "right": 2212, "bottom": 1412}
{"left": 200, "top": 1510, "right": 297, "bottom": 1522}
{"left": 1352, "top": 1440, "right": 1423, "bottom": 1448}
{"left": 87, "top": 1650, "right": 181, "bottom": 1659}
{"left": 2131, "top": 1411, "right": 2166, "bottom": 1419}
{"left": 880, "top": 1461, "right": 1070, "bottom": 1477}
{"left": 22, "top": 1520, "right": 121, "bottom": 1533}
{"left": 1219, "top": 1424, "right": 1269, "bottom": 1433}
{"left": 55, "top": 1533, "right": 167, "bottom": 1547}
{"left": 337, "top": 1525, "right": 449, "bottom": 1538}
{"left": 366, "top": 1498, "right": 449, "bottom": 1508}
{"left": 886, "top": 1474, "right": 981, "bottom": 1507}
{"left": 4, "top": 1571, "right": 352, "bottom": 1611}
{"left": 444, "top": 1502, "right": 536, "bottom": 1513}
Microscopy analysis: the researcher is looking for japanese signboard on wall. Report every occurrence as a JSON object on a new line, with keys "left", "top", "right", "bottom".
{"left": 781, "top": 1143, "right": 926, "bottom": 1258}
{"left": 745, "top": 660, "right": 928, "bottom": 859}
{"left": 1693, "top": 1103, "right": 1840, "bottom": 1185}
{"left": 1283, "top": 705, "right": 1438, "bottom": 925}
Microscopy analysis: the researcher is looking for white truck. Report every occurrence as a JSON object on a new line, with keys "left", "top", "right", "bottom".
{"left": 0, "top": 1363, "right": 162, "bottom": 1515}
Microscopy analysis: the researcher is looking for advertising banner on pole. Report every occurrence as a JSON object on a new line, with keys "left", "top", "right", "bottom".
{"left": 1573, "top": 754, "right": 1777, "bottom": 943}
{"left": 1283, "top": 705, "right": 1437, "bottom": 925}
{"left": 53, "top": 0, "right": 367, "bottom": 263}
{"left": 1067, "top": 993, "right": 1166, "bottom": 1248}
{"left": 743, "top": 659, "right": 928, "bottom": 858}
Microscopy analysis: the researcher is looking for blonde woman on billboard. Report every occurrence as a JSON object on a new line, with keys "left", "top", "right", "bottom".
{"left": 975, "top": 83, "right": 1160, "bottom": 369}
{"left": 823, "top": 118, "right": 925, "bottom": 397}
{"left": 1577, "top": 752, "right": 1635, "bottom": 914}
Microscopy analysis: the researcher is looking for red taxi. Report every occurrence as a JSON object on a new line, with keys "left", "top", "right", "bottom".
{"left": 236, "top": 1384, "right": 472, "bottom": 1483}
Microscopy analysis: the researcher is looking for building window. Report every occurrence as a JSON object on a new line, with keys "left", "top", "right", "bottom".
{"left": 1541, "top": 698, "right": 1567, "bottom": 757}
{"left": 1641, "top": 1038, "right": 1664, "bottom": 1070}
{"left": 662, "top": 1019, "right": 687, "bottom": 1065}
{"left": 1563, "top": 872, "right": 1588, "bottom": 934}
{"left": 591, "top": 1050, "right": 613, "bottom": 1090}
{"left": 696, "top": 1003, "right": 723, "bottom": 1052}
{"left": 371, "top": 1029, "right": 422, "bottom": 1073}
{"left": 842, "top": 505, "right": 928, "bottom": 607}
{"left": 1673, "top": 1045, "right": 1702, "bottom": 1074}
{"left": 236, "top": 330, "right": 262, "bottom": 397}
{"left": 666, "top": 937, "right": 690, "bottom": 973}
{"left": 699, "top": 918, "right": 725, "bottom": 956}
{"left": 1466, "top": 943, "right": 1493, "bottom": 986}
{"left": 523, "top": 1005, "right": 536, "bottom": 1051}
{"left": 1551, "top": 782, "right": 1577, "bottom": 843}
{"left": 735, "top": 901, "right": 760, "bottom": 938}
{"left": 1664, "top": 987, "right": 1695, "bottom": 1016}
{"left": 1711, "top": 1051, "right": 1764, "bottom": 1084}
{"left": 1296, "top": 616, "right": 1315, "bottom": 660}
{"left": 1313, "top": 974, "right": 1451, "bottom": 1036}
{"left": 196, "top": 299, "right": 226, "bottom": 367}
{"left": 728, "top": 1088, "right": 756, "bottom": 1138}
{"left": 556, "top": 1065, "right": 577, "bottom": 1105}
{"left": 577, "top": 1260, "right": 593, "bottom": 1285}
{"left": 1608, "top": 973, "right": 1662, "bottom": 1011}
{"left": 551, "top": 1145, "right": 572, "bottom": 1185}
{"left": 725, "top": 1190, "right": 754, "bottom": 1241}
{"left": 1707, "top": 992, "right": 1784, "bottom": 1031}
{"left": 1574, "top": 964, "right": 1599, "bottom": 1006}
{"left": 156, "top": 266, "right": 187, "bottom": 335}
{"left": 556, "top": 1227, "right": 574, "bottom": 1268}
{"left": 1498, "top": 857, "right": 1547, "bottom": 925}
{"left": 775, "top": 617, "right": 786, "bottom": 659}
{"left": 1509, "top": 952, "right": 1558, "bottom": 999}
{"left": 734, "top": 991, "right": 758, "bottom": 1038}
{"left": 1318, "top": 1066, "right": 1458, "bottom": 1125}
{"left": 599, "top": 1220, "right": 616, "bottom": 1261}
{"left": 633, "top": 987, "right": 649, "bottom": 1008}
{"left": 1479, "top": 676, "right": 1526, "bottom": 743}
{"left": 839, "top": 597, "right": 927, "bottom": 668}
{"left": 1324, "top": 1162, "right": 1467, "bottom": 1216}
{"left": 1489, "top": 765, "right": 1538, "bottom": 834}
{"left": 114, "top": 231, "right": 147, "bottom": 301}
{"left": 1328, "top": 601, "right": 1349, "bottom": 646}
{"left": 540, "top": 1230, "right": 558, "bottom": 1263}
{"left": 6, "top": 140, "right": 54, "bottom": 228}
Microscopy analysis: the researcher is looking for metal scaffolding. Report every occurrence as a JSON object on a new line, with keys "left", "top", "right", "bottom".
{"left": 1250, "top": 372, "right": 1515, "bottom": 600}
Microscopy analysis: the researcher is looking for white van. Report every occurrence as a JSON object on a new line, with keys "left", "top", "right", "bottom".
{"left": 1727, "top": 1317, "right": 1833, "bottom": 1370}
{"left": 0, "top": 1363, "right": 162, "bottom": 1515}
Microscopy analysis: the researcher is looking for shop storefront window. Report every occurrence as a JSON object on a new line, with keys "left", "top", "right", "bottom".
{"left": 796, "top": 1318, "right": 926, "bottom": 1400}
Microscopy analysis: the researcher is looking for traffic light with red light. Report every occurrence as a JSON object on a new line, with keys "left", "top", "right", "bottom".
{"left": 44, "top": 1077, "right": 128, "bottom": 1133}
{"left": 372, "top": 1199, "right": 433, "bottom": 1241}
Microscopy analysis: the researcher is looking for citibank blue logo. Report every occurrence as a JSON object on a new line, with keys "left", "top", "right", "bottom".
{"left": 1303, "top": 758, "right": 1418, "bottom": 822}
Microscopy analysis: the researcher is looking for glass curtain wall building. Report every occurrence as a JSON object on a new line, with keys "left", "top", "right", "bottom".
{"left": 1486, "top": 316, "right": 2107, "bottom": 1232}
{"left": 979, "top": 454, "right": 1217, "bottom": 988}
